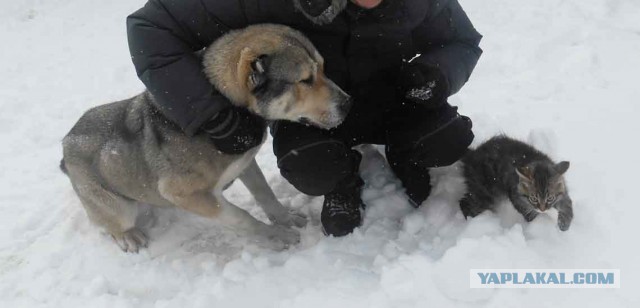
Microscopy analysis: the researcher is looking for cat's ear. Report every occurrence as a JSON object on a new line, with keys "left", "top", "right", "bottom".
{"left": 555, "top": 161, "right": 570, "bottom": 174}
{"left": 515, "top": 166, "right": 532, "bottom": 181}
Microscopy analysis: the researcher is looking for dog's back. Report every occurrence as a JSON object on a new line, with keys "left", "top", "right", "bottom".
{"left": 63, "top": 98, "right": 134, "bottom": 163}
{"left": 63, "top": 92, "right": 220, "bottom": 204}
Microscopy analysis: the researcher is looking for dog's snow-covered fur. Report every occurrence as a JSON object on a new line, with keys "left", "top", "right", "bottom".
{"left": 61, "top": 24, "right": 350, "bottom": 253}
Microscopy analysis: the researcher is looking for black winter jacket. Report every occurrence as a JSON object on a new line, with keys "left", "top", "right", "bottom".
{"left": 127, "top": 0, "right": 482, "bottom": 136}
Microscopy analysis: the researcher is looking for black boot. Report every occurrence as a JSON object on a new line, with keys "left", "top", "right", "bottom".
{"left": 321, "top": 152, "right": 365, "bottom": 237}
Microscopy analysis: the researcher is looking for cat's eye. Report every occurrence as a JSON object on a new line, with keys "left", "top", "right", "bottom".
{"left": 546, "top": 195, "right": 556, "bottom": 203}
{"left": 528, "top": 195, "right": 539, "bottom": 204}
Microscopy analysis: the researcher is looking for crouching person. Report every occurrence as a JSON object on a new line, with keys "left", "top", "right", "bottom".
{"left": 273, "top": 0, "right": 481, "bottom": 236}
{"left": 127, "top": 0, "right": 482, "bottom": 237}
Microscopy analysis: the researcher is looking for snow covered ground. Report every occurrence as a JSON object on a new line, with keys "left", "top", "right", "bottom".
{"left": 1, "top": 0, "right": 639, "bottom": 306}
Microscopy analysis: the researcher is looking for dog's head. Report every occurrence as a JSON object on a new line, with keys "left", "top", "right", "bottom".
{"left": 204, "top": 25, "right": 352, "bottom": 130}
{"left": 240, "top": 47, "right": 352, "bottom": 129}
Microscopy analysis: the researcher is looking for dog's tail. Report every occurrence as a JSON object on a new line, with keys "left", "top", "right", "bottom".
{"left": 59, "top": 159, "right": 68, "bottom": 174}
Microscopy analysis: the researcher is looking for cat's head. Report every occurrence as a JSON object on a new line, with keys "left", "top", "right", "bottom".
{"left": 515, "top": 161, "right": 570, "bottom": 212}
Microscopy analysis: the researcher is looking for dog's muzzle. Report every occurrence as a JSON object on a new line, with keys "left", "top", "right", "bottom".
{"left": 338, "top": 96, "right": 353, "bottom": 116}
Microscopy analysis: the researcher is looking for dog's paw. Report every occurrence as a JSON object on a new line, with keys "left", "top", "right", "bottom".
{"left": 112, "top": 228, "right": 148, "bottom": 253}
{"left": 288, "top": 211, "right": 308, "bottom": 228}
{"left": 272, "top": 211, "right": 308, "bottom": 228}
{"left": 257, "top": 225, "right": 300, "bottom": 250}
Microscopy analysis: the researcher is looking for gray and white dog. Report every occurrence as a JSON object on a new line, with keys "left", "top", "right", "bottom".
{"left": 61, "top": 24, "right": 351, "bottom": 252}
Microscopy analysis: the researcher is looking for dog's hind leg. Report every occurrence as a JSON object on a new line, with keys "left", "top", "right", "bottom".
{"left": 157, "top": 174, "right": 224, "bottom": 218}
{"left": 239, "top": 159, "right": 307, "bottom": 227}
{"left": 67, "top": 166, "right": 148, "bottom": 253}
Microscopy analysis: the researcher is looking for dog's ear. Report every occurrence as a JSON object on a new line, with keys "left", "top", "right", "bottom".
{"left": 238, "top": 48, "right": 267, "bottom": 91}
{"left": 249, "top": 55, "right": 268, "bottom": 90}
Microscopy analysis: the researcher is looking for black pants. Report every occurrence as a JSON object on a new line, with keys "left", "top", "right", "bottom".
{"left": 272, "top": 87, "right": 473, "bottom": 206}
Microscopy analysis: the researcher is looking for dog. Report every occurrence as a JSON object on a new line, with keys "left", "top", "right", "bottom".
{"left": 61, "top": 24, "right": 351, "bottom": 252}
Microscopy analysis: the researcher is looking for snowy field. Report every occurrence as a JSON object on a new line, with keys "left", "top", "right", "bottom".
{"left": 2, "top": 0, "right": 640, "bottom": 306}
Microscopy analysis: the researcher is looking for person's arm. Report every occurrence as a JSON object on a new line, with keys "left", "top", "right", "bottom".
{"left": 411, "top": 0, "right": 483, "bottom": 96}
{"left": 126, "top": 0, "right": 247, "bottom": 135}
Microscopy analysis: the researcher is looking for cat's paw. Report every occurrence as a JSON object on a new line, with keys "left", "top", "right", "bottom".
{"left": 459, "top": 197, "right": 487, "bottom": 218}
{"left": 557, "top": 214, "right": 572, "bottom": 231}
{"left": 523, "top": 211, "right": 539, "bottom": 222}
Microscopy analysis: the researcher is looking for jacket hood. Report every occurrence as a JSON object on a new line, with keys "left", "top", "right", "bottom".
{"left": 293, "top": 0, "right": 348, "bottom": 25}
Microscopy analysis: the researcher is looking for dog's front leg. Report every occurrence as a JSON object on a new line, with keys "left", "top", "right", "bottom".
{"left": 159, "top": 175, "right": 299, "bottom": 250}
{"left": 214, "top": 194, "right": 300, "bottom": 249}
{"left": 239, "top": 159, "right": 307, "bottom": 227}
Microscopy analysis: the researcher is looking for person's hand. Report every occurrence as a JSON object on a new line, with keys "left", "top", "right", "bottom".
{"left": 398, "top": 62, "right": 449, "bottom": 109}
{"left": 202, "top": 106, "right": 266, "bottom": 154}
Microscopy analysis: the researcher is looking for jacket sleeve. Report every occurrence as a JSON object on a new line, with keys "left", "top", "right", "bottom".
{"left": 412, "top": 0, "right": 482, "bottom": 96}
{"left": 126, "top": 0, "right": 247, "bottom": 136}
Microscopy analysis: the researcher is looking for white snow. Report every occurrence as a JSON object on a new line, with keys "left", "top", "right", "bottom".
{"left": 2, "top": 0, "right": 640, "bottom": 306}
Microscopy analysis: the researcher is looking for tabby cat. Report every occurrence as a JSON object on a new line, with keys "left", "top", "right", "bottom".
{"left": 459, "top": 135, "right": 573, "bottom": 231}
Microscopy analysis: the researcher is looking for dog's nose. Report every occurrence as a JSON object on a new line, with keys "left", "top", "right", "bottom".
{"left": 339, "top": 96, "right": 353, "bottom": 115}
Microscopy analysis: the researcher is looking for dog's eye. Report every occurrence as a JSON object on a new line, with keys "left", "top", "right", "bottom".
{"left": 301, "top": 76, "right": 314, "bottom": 85}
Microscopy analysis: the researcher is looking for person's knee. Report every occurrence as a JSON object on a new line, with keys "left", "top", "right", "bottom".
{"left": 388, "top": 104, "right": 474, "bottom": 168}
{"left": 276, "top": 139, "right": 358, "bottom": 196}
{"left": 415, "top": 114, "right": 474, "bottom": 167}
